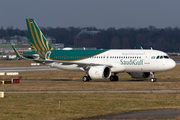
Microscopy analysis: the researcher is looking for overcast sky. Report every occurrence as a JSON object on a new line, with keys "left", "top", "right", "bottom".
{"left": 0, "top": 0, "right": 180, "bottom": 30}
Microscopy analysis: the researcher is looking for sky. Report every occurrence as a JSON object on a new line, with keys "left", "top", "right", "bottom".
{"left": 0, "top": 0, "right": 180, "bottom": 30}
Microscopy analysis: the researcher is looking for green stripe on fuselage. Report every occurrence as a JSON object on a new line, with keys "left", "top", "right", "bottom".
{"left": 49, "top": 50, "right": 108, "bottom": 61}
{"left": 23, "top": 51, "right": 37, "bottom": 56}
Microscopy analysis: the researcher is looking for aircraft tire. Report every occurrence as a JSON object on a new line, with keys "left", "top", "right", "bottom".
{"left": 82, "top": 76, "right": 89, "bottom": 82}
{"left": 115, "top": 76, "right": 119, "bottom": 81}
{"left": 110, "top": 76, "right": 119, "bottom": 81}
{"left": 151, "top": 78, "right": 157, "bottom": 82}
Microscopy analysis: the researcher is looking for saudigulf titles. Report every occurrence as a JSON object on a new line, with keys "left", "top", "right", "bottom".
{"left": 120, "top": 59, "right": 143, "bottom": 65}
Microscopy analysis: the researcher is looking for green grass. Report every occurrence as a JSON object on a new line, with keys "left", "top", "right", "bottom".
{"left": 0, "top": 45, "right": 12, "bottom": 48}
{"left": 0, "top": 93, "right": 180, "bottom": 120}
{"left": 1, "top": 81, "right": 180, "bottom": 91}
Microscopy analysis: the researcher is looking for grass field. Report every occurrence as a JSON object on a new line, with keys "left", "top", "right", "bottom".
{"left": 1, "top": 81, "right": 180, "bottom": 92}
{"left": 1, "top": 93, "right": 180, "bottom": 120}
{"left": 0, "top": 60, "right": 180, "bottom": 119}
{"left": 0, "top": 45, "right": 12, "bottom": 48}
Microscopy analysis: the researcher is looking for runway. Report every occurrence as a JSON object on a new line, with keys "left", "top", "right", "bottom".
{"left": 82, "top": 110, "right": 180, "bottom": 119}
{"left": 0, "top": 66, "right": 58, "bottom": 72}
{"left": 4, "top": 90, "right": 180, "bottom": 93}
{"left": 176, "top": 61, "right": 180, "bottom": 65}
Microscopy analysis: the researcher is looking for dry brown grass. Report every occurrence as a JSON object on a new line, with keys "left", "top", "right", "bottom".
{"left": 1, "top": 93, "right": 180, "bottom": 120}
{"left": 0, "top": 60, "right": 43, "bottom": 67}
{"left": 0, "top": 60, "right": 180, "bottom": 119}
{"left": 1, "top": 81, "right": 180, "bottom": 92}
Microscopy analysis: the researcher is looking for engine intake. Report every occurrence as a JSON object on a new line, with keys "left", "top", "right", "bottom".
{"left": 88, "top": 66, "right": 111, "bottom": 79}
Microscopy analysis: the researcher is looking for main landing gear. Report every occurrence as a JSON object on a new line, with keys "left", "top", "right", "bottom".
{"left": 110, "top": 73, "right": 119, "bottom": 81}
{"left": 150, "top": 72, "right": 157, "bottom": 82}
{"left": 82, "top": 75, "right": 92, "bottom": 82}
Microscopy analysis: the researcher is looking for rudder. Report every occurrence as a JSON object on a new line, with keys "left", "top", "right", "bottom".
{"left": 26, "top": 19, "right": 54, "bottom": 60}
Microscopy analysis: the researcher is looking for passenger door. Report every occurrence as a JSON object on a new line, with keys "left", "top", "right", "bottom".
{"left": 144, "top": 52, "right": 151, "bottom": 64}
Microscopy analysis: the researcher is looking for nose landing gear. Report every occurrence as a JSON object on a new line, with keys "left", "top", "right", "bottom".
{"left": 150, "top": 72, "right": 157, "bottom": 82}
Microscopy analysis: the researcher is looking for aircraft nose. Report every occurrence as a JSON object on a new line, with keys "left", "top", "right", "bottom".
{"left": 169, "top": 59, "right": 176, "bottom": 69}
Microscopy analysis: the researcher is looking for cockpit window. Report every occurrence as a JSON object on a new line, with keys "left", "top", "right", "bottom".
{"left": 164, "top": 56, "right": 169, "bottom": 59}
{"left": 156, "top": 55, "right": 170, "bottom": 59}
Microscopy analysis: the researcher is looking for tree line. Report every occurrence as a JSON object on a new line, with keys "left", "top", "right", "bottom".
{"left": 1, "top": 26, "right": 180, "bottom": 52}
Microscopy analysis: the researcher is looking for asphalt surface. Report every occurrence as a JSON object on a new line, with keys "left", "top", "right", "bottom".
{"left": 0, "top": 66, "right": 58, "bottom": 72}
{"left": 82, "top": 110, "right": 180, "bottom": 119}
{"left": 176, "top": 61, "right": 180, "bottom": 65}
{"left": 4, "top": 90, "right": 180, "bottom": 93}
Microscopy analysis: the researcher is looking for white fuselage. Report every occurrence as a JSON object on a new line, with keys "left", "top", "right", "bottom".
{"left": 48, "top": 49, "right": 176, "bottom": 73}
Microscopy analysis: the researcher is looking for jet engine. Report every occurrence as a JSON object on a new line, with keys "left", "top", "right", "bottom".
{"left": 88, "top": 66, "right": 111, "bottom": 79}
{"left": 128, "top": 72, "right": 150, "bottom": 79}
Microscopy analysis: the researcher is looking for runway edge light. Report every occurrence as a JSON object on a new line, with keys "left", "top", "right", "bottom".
{"left": 0, "top": 92, "right": 4, "bottom": 98}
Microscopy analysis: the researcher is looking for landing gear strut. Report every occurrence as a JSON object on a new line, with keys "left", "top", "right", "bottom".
{"left": 150, "top": 72, "right": 157, "bottom": 82}
{"left": 82, "top": 75, "right": 91, "bottom": 82}
{"left": 110, "top": 73, "right": 119, "bottom": 81}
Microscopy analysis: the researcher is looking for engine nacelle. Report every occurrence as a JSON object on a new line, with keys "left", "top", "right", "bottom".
{"left": 128, "top": 72, "right": 150, "bottom": 79}
{"left": 88, "top": 66, "right": 111, "bottom": 79}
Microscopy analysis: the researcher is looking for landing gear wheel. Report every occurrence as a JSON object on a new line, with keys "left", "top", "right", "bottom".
{"left": 151, "top": 78, "right": 157, "bottom": 82}
{"left": 110, "top": 76, "right": 119, "bottom": 81}
{"left": 82, "top": 76, "right": 91, "bottom": 82}
{"left": 150, "top": 72, "right": 157, "bottom": 82}
{"left": 110, "top": 76, "right": 114, "bottom": 81}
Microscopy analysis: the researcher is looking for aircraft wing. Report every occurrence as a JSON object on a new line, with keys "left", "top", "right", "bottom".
{"left": 45, "top": 59, "right": 113, "bottom": 68}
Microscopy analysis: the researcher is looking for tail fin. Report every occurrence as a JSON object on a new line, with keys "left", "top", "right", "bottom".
{"left": 26, "top": 19, "right": 54, "bottom": 60}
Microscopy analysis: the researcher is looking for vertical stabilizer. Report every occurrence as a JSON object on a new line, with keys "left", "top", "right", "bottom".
{"left": 26, "top": 19, "right": 54, "bottom": 60}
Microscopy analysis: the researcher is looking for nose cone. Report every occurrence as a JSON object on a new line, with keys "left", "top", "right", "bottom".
{"left": 168, "top": 59, "right": 176, "bottom": 70}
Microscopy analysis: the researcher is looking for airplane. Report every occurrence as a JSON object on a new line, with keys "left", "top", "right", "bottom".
{"left": 24, "top": 18, "right": 176, "bottom": 82}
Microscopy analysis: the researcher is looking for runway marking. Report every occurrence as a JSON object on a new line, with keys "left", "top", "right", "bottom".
{"left": 4, "top": 90, "right": 180, "bottom": 93}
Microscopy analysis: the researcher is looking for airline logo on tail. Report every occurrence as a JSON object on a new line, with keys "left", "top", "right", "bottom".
{"left": 26, "top": 19, "right": 54, "bottom": 60}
